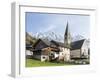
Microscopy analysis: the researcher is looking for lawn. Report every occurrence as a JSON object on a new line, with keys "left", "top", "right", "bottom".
{"left": 26, "top": 59, "right": 72, "bottom": 67}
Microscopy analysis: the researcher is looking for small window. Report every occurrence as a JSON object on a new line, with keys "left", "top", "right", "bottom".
{"left": 43, "top": 56, "right": 45, "bottom": 59}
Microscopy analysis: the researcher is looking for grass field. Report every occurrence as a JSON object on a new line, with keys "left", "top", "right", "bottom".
{"left": 26, "top": 59, "right": 73, "bottom": 67}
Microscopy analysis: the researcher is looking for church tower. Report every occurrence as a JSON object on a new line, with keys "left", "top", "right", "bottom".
{"left": 64, "top": 22, "right": 71, "bottom": 48}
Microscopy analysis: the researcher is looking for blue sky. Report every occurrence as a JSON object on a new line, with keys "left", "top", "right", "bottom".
{"left": 25, "top": 12, "right": 90, "bottom": 39}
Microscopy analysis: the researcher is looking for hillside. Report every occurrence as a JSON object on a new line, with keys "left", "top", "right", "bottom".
{"left": 26, "top": 32, "right": 38, "bottom": 46}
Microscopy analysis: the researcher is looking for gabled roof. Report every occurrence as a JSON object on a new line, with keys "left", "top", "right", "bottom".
{"left": 51, "top": 40, "right": 66, "bottom": 47}
{"left": 33, "top": 39, "right": 70, "bottom": 49}
{"left": 41, "top": 39, "right": 51, "bottom": 46}
{"left": 33, "top": 39, "right": 51, "bottom": 48}
{"left": 71, "top": 39, "right": 85, "bottom": 50}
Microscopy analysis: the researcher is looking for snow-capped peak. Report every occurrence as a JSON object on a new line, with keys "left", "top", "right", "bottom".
{"left": 27, "top": 31, "right": 64, "bottom": 42}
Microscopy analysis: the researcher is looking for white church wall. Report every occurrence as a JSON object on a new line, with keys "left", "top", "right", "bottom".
{"left": 81, "top": 40, "right": 89, "bottom": 57}
{"left": 71, "top": 49, "right": 80, "bottom": 58}
{"left": 59, "top": 47, "right": 70, "bottom": 61}
{"left": 64, "top": 48, "right": 70, "bottom": 61}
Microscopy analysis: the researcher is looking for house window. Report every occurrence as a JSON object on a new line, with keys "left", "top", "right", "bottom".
{"left": 42, "top": 56, "right": 45, "bottom": 59}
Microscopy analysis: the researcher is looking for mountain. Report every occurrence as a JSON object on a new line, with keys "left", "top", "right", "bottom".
{"left": 32, "top": 31, "right": 64, "bottom": 42}
{"left": 72, "top": 35, "right": 85, "bottom": 42}
{"left": 26, "top": 32, "right": 88, "bottom": 44}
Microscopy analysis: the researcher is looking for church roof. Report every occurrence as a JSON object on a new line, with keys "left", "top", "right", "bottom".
{"left": 71, "top": 39, "right": 85, "bottom": 50}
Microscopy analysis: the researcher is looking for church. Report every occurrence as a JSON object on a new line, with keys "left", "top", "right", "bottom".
{"left": 32, "top": 22, "right": 72, "bottom": 62}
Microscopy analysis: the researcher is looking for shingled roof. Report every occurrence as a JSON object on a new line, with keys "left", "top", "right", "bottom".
{"left": 71, "top": 39, "right": 85, "bottom": 50}
{"left": 51, "top": 40, "right": 66, "bottom": 47}
{"left": 33, "top": 39, "right": 51, "bottom": 48}
{"left": 33, "top": 39, "right": 70, "bottom": 49}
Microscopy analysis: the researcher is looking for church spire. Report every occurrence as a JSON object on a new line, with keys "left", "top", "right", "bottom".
{"left": 64, "top": 21, "right": 71, "bottom": 48}
{"left": 65, "top": 22, "right": 69, "bottom": 36}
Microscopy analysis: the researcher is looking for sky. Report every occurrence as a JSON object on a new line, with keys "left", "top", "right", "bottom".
{"left": 25, "top": 12, "right": 90, "bottom": 39}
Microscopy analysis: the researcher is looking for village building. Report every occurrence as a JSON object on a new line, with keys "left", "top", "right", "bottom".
{"left": 70, "top": 39, "right": 89, "bottom": 59}
{"left": 32, "top": 22, "right": 71, "bottom": 62}
{"left": 26, "top": 44, "right": 33, "bottom": 59}
{"left": 33, "top": 39, "right": 58, "bottom": 62}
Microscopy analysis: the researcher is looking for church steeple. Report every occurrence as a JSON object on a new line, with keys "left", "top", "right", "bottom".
{"left": 65, "top": 22, "right": 69, "bottom": 36}
{"left": 64, "top": 22, "right": 71, "bottom": 48}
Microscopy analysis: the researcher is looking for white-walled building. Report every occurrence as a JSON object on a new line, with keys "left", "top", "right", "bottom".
{"left": 71, "top": 39, "right": 89, "bottom": 59}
